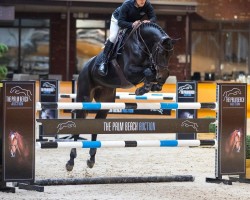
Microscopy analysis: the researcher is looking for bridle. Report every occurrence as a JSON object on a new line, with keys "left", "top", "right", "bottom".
{"left": 135, "top": 23, "right": 173, "bottom": 78}
{"left": 118, "top": 22, "right": 173, "bottom": 80}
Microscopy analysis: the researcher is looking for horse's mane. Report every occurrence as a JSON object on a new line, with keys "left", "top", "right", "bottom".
{"left": 139, "top": 22, "right": 167, "bottom": 36}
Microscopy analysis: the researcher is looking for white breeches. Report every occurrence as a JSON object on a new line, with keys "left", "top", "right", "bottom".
{"left": 108, "top": 15, "right": 119, "bottom": 43}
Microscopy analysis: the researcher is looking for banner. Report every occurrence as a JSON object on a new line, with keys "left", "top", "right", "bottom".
{"left": 37, "top": 118, "right": 215, "bottom": 136}
{"left": 2, "top": 81, "right": 35, "bottom": 181}
{"left": 217, "top": 83, "right": 246, "bottom": 176}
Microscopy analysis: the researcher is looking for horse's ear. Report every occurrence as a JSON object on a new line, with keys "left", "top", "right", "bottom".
{"left": 161, "top": 36, "right": 172, "bottom": 45}
{"left": 161, "top": 36, "right": 176, "bottom": 48}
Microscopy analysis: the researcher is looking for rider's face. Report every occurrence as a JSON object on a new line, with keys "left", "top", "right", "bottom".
{"left": 136, "top": 0, "right": 147, "bottom": 7}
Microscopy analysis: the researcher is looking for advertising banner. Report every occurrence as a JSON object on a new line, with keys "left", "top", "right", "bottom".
{"left": 2, "top": 81, "right": 35, "bottom": 181}
{"left": 176, "top": 82, "right": 197, "bottom": 139}
{"left": 37, "top": 118, "right": 215, "bottom": 135}
{"left": 39, "top": 80, "right": 58, "bottom": 137}
{"left": 217, "top": 83, "right": 246, "bottom": 176}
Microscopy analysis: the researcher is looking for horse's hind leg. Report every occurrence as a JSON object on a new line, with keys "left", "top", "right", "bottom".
{"left": 87, "top": 134, "right": 97, "bottom": 168}
{"left": 66, "top": 87, "right": 91, "bottom": 171}
{"left": 86, "top": 110, "right": 109, "bottom": 168}
{"left": 66, "top": 148, "right": 77, "bottom": 171}
{"left": 87, "top": 88, "right": 115, "bottom": 168}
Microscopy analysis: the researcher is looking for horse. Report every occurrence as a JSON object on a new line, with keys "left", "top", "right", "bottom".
{"left": 66, "top": 22, "right": 177, "bottom": 171}
{"left": 8, "top": 131, "right": 30, "bottom": 164}
{"left": 224, "top": 129, "right": 242, "bottom": 159}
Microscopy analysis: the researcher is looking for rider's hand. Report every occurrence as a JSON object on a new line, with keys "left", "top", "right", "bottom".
{"left": 142, "top": 20, "right": 151, "bottom": 23}
{"left": 132, "top": 20, "right": 140, "bottom": 28}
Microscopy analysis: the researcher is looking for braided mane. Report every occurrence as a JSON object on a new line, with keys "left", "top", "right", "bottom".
{"left": 139, "top": 22, "right": 167, "bottom": 36}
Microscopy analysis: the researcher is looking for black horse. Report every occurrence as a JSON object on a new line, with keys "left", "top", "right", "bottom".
{"left": 66, "top": 22, "right": 177, "bottom": 171}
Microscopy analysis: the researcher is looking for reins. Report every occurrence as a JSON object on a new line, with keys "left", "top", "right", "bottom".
{"left": 118, "top": 22, "right": 142, "bottom": 50}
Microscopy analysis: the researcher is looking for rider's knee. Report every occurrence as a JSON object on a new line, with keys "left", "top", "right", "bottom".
{"left": 109, "top": 35, "right": 116, "bottom": 43}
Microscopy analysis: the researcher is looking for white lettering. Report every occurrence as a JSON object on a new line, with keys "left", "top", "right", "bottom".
{"left": 125, "top": 122, "right": 138, "bottom": 131}
{"left": 112, "top": 122, "right": 124, "bottom": 131}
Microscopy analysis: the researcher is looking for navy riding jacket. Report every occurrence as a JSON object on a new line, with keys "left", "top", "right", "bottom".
{"left": 113, "top": 0, "right": 157, "bottom": 29}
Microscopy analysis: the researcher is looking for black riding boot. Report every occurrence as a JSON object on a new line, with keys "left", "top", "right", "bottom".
{"left": 98, "top": 40, "right": 114, "bottom": 76}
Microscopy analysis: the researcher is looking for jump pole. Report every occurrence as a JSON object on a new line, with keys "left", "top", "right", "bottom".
{"left": 59, "top": 92, "right": 176, "bottom": 98}
{"left": 36, "top": 139, "right": 217, "bottom": 149}
{"left": 59, "top": 93, "right": 176, "bottom": 100}
{"left": 36, "top": 102, "right": 217, "bottom": 111}
{"left": 34, "top": 175, "right": 194, "bottom": 186}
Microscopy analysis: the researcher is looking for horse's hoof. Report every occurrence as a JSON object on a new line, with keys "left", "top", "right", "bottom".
{"left": 87, "top": 159, "right": 95, "bottom": 168}
{"left": 151, "top": 84, "right": 162, "bottom": 91}
{"left": 66, "top": 162, "right": 74, "bottom": 171}
{"left": 135, "top": 88, "right": 146, "bottom": 95}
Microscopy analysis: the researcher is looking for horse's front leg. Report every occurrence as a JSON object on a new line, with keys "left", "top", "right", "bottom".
{"left": 135, "top": 68, "right": 154, "bottom": 95}
{"left": 151, "top": 82, "right": 164, "bottom": 92}
{"left": 151, "top": 69, "right": 169, "bottom": 92}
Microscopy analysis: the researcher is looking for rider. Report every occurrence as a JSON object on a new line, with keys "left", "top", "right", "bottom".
{"left": 98, "top": 0, "right": 157, "bottom": 76}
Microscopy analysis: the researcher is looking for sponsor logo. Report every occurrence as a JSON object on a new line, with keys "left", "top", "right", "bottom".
{"left": 10, "top": 86, "right": 32, "bottom": 101}
{"left": 57, "top": 121, "right": 76, "bottom": 133}
{"left": 222, "top": 88, "right": 244, "bottom": 106}
{"left": 181, "top": 120, "right": 198, "bottom": 131}
{"left": 223, "top": 88, "right": 242, "bottom": 100}
{"left": 7, "top": 86, "right": 32, "bottom": 106}
{"left": 178, "top": 84, "right": 195, "bottom": 95}
{"left": 41, "top": 82, "right": 56, "bottom": 93}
